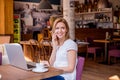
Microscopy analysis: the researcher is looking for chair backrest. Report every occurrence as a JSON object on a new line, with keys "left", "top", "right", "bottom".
{"left": 0, "top": 36, "right": 10, "bottom": 44}
{"left": 85, "top": 37, "right": 94, "bottom": 47}
{"left": 41, "top": 28, "right": 51, "bottom": 41}
{"left": 29, "top": 39, "right": 40, "bottom": 62}
{"left": 0, "top": 52, "right": 2, "bottom": 65}
{"left": 109, "top": 49, "right": 120, "bottom": 57}
{"left": 76, "top": 56, "right": 85, "bottom": 80}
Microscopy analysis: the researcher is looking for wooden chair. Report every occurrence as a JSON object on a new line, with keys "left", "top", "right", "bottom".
{"left": 41, "top": 28, "right": 52, "bottom": 60}
{"left": 0, "top": 36, "right": 10, "bottom": 44}
{"left": 37, "top": 40, "right": 49, "bottom": 61}
{"left": 29, "top": 39, "right": 41, "bottom": 62}
{"left": 108, "top": 49, "right": 120, "bottom": 64}
{"left": 41, "top": 28, "right": 51, "bottom": 41}
{"left": 85, "top": 37, "right": 103, "bottom": 61}
{"left": 29, "top": 39, "right": 49, "bottom": 62}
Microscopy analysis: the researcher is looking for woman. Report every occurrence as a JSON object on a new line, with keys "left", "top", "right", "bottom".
{"left": 43, "top": 18, "right": 78, "bottom": 80}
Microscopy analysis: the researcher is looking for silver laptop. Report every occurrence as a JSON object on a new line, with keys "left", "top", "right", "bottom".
{"left": 4, "top": 43, "right": 36, "bottom": 70}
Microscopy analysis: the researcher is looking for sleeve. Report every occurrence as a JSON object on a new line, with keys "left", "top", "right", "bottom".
{"left": 66, "top": 40, "right": 78, "bottom": 52}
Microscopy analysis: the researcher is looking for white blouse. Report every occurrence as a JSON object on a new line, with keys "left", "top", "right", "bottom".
{"left": 53, "top": 39, "right": 78, "bottom": 80}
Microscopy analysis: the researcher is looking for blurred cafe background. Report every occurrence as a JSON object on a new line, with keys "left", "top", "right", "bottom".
{"left": 0, "top": 0, "right": 120, "bottom": 80}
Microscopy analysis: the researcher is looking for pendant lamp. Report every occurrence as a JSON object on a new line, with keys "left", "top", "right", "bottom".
{"left": 38, "top": 0, "right": 53, "bottom": 9}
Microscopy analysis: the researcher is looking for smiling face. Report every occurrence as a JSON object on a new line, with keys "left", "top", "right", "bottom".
{"left": 52, "top": 18, "right": 70, "bottom": 40}
{"left": 55, "top": 22, "right": 67, "bottom": 39}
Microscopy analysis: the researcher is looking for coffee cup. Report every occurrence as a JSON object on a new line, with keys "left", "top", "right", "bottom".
{"left": 36, "top": 63, "right": 45, "bottom": 70}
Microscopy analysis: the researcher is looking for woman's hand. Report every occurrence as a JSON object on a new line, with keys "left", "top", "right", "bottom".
{"left": 52, "top": 33, "right": 58, "bottom": 49}
{"left": 40, "top": 60, "right": 50, "bottom": 67}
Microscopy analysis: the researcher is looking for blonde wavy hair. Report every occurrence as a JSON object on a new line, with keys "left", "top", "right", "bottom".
{"left": 52, "top": 18, "right": 70, "bottom": 40}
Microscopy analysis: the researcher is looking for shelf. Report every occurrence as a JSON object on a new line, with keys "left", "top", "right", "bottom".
{"left": 75, "top": 8, "right": 113, "bottom": 16}
{"left": 75, "top": 19, "right": 112, "bottom": 22}
{"left": 75, "top": 8, "right": 113, "bottom": 29}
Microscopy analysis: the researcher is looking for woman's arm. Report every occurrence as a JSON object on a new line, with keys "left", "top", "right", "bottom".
{"left": 49, "top": 48, "right": 57, "bottom": 66}
{"left": 49, "top": 33, "right": 58, "bottom": 66}
{"left": 57, "top": 50, "right": 77, "bottom": 73}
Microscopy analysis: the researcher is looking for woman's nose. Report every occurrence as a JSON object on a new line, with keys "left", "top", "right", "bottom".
{"left": 58, "top": 28, "right": 62, "bottom": 32}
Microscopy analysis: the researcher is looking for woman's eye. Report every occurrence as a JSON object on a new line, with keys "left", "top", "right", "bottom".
{"left": 55, "top": 27, "right": 59, "bottom": 30}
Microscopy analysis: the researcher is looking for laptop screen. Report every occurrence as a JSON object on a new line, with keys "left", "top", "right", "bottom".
{"left": 4, "top": 43, "right": 31, "bottom": 70}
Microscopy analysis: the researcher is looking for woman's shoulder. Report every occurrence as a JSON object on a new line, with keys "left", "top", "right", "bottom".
{"left": 65, "top": 39, "right": 77, "bottom": 45}
{"left": 64, "top": 39, "right": 78, "bottom": 51}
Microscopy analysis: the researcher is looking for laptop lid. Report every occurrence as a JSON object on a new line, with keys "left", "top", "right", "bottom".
{"left": 4, "top": 43, "right": 35, "bottom": 70}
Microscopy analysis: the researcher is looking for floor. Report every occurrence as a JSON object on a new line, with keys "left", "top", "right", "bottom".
{"left": 81, "top": 58, "right": 120, "bottom": 80}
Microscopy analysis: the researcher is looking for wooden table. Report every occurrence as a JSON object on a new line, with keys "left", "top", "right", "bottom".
{"left": 0, "top": 65, "right": 63, "bottom": 80}
{"left": 113, "top": 38, "right": 120, "bottom": 41}
{"left": 93, "top": 39, "right": 115, "bottom": 64}
{"left": 20, "top": 41, "right": 51, "bottom": 46}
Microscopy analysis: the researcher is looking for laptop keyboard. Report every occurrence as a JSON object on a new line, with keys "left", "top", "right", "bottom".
{"left": 27, "top": 64, "right": 36, "bottom": 68}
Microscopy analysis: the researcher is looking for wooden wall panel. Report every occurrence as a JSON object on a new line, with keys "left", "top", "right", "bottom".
{"left": 0, "top": 0, "right": 5, "bottom": 34}
{"left": 75, "top": 28, "right": 114, "bottom": 41}
{"left": 0, "top": 0, "right": 13, "bottom": 34}
{"left": 5, "top": 0, "right": 14, "bottom": 34}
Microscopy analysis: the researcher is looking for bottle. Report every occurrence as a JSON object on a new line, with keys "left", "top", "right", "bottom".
{"left": 105, "top": 32, "right": 109, "bottom": 40}
{"left": 93, "top": 0, "right": 98, "bottom": 11}
{"left": 74, "top": 1, "right": 79, "bottom": 13}
{"left": 79, "top": 3, "right": 84, "bottom": 13}
{"left": 118, "top": 7, "right": 120, "bottom": 23}
{"left": 114, "top": 5, "right": 119, "bottom": 17}
{"left": 84, "top": 0, "right": 88, "bottom": 5}
{"left": 87, "top": 0, "right": 92, "bottom": 12}
{"left": 84, "top": 0, "right": 89, "bottom": 12}
{"left": 97, "top": 0, "right": 109, "bottom": 10}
